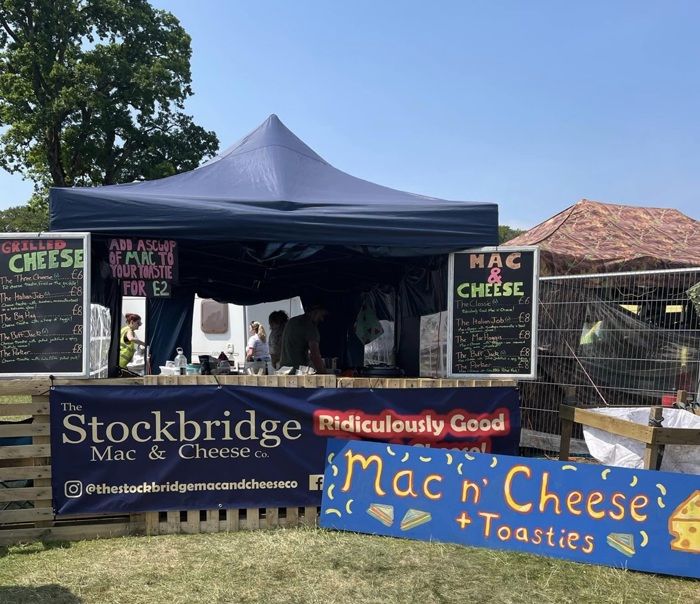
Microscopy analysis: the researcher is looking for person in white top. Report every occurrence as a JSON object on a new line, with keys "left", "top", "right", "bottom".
{"left": 246, "top": 321, "right": 270, "bottom": 361}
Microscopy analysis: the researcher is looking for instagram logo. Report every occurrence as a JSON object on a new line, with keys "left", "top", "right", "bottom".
{"left": 64, "top": 480, "right": 83, "bottom": 498}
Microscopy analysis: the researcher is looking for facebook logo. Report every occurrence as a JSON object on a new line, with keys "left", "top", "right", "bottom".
{"left": 308, "top": 474, "right": 324, "bottom": 490}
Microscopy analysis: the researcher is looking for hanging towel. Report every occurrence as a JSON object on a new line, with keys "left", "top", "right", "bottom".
{"left": 353, "top": 297, "right": 384, "bottom": 345}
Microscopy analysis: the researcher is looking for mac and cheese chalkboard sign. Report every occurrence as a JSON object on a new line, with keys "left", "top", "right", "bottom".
{"left": 447, "top": 246, "right": 539, "bottom": 379}
{"left": 0, "top": 233, "right": 90, "bottom": 378}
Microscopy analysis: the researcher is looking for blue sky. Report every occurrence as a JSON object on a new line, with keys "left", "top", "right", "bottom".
{"left": 1, "top": 0, "right": 699, "bottom": 230}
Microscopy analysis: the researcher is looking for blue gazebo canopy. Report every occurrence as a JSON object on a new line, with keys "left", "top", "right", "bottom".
{"left": 49, "top": 115, "right": 499, "bottom": 373}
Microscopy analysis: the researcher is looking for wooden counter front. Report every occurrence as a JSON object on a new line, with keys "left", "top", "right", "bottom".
{"left": 142, "top": 375, "right": 518, "bottom": 388}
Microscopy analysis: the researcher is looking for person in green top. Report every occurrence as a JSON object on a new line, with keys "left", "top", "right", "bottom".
{"left": 119, "top": 313, "right": 146, "bottom": 369}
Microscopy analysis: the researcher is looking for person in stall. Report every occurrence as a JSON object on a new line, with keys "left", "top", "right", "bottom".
{"left": 246, "top": 321, "right": 271, "bottom": 362}
{"left": 280, "top": 300, "right": 328, "bottom": 374}
{"left": 119, "top": 313, "right": 146, "bottom": 371}
{"left": 268, "top": 310, "right": 289, "bottom": 369}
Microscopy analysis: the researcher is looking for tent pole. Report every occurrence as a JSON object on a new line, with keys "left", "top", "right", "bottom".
{"left": 393, "top": 289, "right": 400, "bottom": 366}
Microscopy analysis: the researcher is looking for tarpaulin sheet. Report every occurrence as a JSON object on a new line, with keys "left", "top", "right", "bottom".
{"left": 583, "top": 406, "right": 700, "bottom": 473}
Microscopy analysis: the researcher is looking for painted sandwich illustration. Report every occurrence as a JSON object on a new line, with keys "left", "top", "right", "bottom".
{"left": 400, "top": 508, "right": 432, "bottom": 531}
{"left": 606, "top": 532, "right": 635, "bottom": 557}
{"left": 367, "top": 503, "right": 394, "bottom": 527}
{"left": 669, "top": 490, "right": 700, "bottom": 553}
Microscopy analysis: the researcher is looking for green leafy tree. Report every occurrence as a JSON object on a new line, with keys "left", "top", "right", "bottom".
{"left": 0, "top": 0, "right": 219, "bottom": 210}
{"left": 0, "top": 203, "right": 48, "bottom": 232}
{"left": 499, "top": 225, "right": 526, "bottom": 244}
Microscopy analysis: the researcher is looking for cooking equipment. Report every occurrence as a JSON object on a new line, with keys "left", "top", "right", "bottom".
{"left": 199, "top": 355, "right": 214, "bottom": 375}
{"left": 358, "top": 363, "right": 404, "bottom": 378}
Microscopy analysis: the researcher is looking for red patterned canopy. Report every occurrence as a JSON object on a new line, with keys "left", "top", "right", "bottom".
{"left": 505, "top": 199, "right": 700, "bottom": 276}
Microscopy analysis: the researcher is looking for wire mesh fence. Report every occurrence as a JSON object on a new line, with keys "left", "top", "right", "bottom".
{"left": 520, "top": 268, "right": 700, "bottom": 455}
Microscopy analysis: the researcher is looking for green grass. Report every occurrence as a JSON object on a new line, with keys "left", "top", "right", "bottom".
{"left": 0, "top": 528, "right": 697, "bottom": 604}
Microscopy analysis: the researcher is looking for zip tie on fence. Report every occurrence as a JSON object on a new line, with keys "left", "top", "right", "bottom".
{"left": 213, "top": 372, "right": 222, "bottom": 389}
{"left": 49, "top": 375, "right": 55, "bottom": 390}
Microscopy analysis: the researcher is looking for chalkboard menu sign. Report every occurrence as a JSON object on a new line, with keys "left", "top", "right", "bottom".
{"left": 0, "top": 233, "right": 90, "bottom": 378}
{"left": 108, "top": 237, "right": 178, "bottom": 297}
{"left": 448, "top": 246, "right": 539, "bottom": 379}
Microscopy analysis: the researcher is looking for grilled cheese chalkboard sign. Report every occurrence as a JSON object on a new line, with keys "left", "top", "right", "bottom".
{"left": 0, "top": 233, "right": 90, "bottom": 378}
{"left": 448, "top": 246, "right": 539, "bottom": 379}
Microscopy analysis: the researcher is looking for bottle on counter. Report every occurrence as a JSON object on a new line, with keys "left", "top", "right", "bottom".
{"left": 174, "top": 347, "right": 187, "bottom": 376}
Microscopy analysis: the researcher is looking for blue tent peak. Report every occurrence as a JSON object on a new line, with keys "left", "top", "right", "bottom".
{"left": 205, "top": 114, "right": 328, "bottom": 168}
{"left": 49, "top": 114, "right": 499, "bottom": 250}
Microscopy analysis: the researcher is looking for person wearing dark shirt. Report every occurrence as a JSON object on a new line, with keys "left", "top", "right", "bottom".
{"left": 280, "top": 301, "right": 328, "bottom": 373}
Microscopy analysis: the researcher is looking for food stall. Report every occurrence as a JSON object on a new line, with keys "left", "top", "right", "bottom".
{"left": 0, "top": 116, "right": 528, "bottom": 543}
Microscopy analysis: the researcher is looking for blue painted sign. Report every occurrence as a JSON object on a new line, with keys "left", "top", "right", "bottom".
{"left": 50, "top": 385, "right": 519, "bottom": 514}
{"left": 319, "top": 438, "right": 700, "bottom": 579}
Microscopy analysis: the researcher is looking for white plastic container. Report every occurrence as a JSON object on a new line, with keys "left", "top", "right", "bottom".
{"left": 244, "top": 360, "right": 266, "bottom": 375}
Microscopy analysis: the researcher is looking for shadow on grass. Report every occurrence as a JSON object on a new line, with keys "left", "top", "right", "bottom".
{"left": 0, "top": 540, "right": 72, "bottom": 558}
{"left": 0, "top": 584, "right": 81, "bottom": 603}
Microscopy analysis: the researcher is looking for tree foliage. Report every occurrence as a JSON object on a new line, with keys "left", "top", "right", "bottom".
{"left": 0, "top": 0, "right": 219, "bottom": 209}
{"left": 0, "top": 202, "right": 48, "bottom": 232}
{"left": 499, "top": 224, "right": 526, "bottom": 243}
